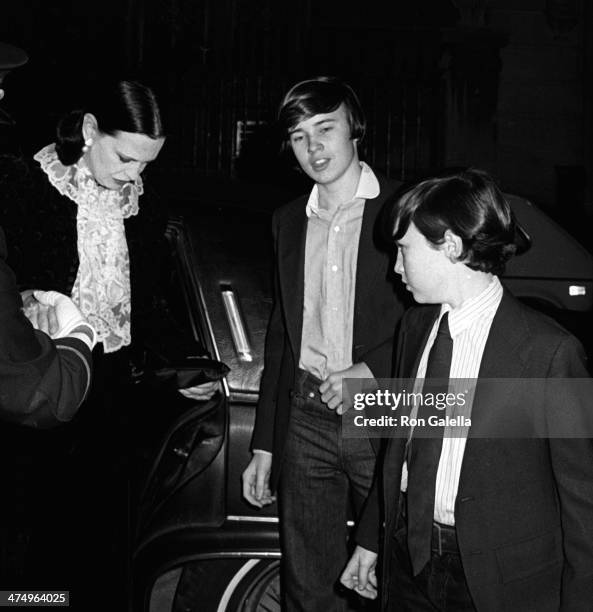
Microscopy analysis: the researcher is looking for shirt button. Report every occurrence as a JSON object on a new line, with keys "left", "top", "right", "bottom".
{"left": 331, "top": 265, "right": 338, "bottom": 272}
{"left": 308, "top": 391, "right": 315, "bottom": 398}
{"left": 334, "top": 226, "right": 340, "bottom": 232}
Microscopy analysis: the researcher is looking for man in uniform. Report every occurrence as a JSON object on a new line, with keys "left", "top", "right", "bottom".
{"left": 1, "top": 41, "right": 95, "bottom": 427}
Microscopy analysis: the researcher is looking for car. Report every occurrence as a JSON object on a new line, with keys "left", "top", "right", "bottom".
{"left": 131, "top": 192, "right": 593, "bottom": 612}
{"left": 131, "top": 203, "right": 280, "bottom": 612}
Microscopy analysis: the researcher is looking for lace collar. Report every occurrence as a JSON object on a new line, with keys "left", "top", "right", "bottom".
{"left": 34, "top": 143, "right": 143, "bottom": 217}
{"left": 34, "top": 143, "right": 144, "bottom": 353}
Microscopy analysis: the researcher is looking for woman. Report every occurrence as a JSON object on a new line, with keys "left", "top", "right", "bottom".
{"left": 31, "top": 80, "right": 216, "bottom": 399}
{"left": 0, "top": 81, "right": 216, "bottom": 604}
{"left": 35, "top": 80, "right": 164, "bottom": 354}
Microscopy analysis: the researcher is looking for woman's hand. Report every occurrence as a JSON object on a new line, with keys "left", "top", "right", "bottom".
{"left": 178, "top": 380, "right": 219, "bottom": 401}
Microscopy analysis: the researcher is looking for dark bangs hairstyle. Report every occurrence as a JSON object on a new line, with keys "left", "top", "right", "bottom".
{"left": 392, "top": 169, "right": 517, "bottom": 275}
{"left": 278, "top": 76, "right": 365, "bottom": 142}
{"left": 56, "top": 80, "right": 164, "bottom": 165}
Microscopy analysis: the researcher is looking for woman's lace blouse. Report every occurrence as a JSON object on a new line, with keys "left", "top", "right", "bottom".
{"left": 34, "top": 143, "right": 144, "bottom": 353}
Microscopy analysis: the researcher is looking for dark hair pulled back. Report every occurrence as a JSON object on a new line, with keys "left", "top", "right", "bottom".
{"left": 55, "top": 80, "right": 164, "bottom": 166}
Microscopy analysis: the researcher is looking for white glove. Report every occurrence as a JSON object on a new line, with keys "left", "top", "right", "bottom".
{"left": 33, "top": 290, "right": 97, "bottom": 349}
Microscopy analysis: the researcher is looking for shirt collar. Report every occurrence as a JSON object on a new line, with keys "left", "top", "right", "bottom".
{"left": 439, "top": 276, "right": 503, "bottom": 337}
{"left": 305, "top": 161, "right": 380, "bottom": 218}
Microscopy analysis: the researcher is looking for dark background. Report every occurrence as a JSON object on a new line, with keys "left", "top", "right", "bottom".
{"left": 1, "top": 0, "right": 592, "bottom": 249}
{"left": 1, "top": 2, "right": 592, "bottom": 607}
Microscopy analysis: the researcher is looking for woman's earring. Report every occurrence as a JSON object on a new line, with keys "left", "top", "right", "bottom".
{"left": 82, "top": 138, "right": 93, "bottom": 153}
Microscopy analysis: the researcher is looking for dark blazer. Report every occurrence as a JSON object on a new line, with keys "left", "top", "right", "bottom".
{"left": 0, "top": 226, "right": 92, "bottom": 428}
{"left": 251, "top": 175, "right": 406, "bottom": 487}
{"left": 356, "top": 290, "right": 593, "bottom": 611}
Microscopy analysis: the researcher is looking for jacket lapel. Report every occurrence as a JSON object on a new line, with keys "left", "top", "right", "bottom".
{"left": 476, "top": 291, "right": 528, "bottom": 380}
{"left": 277, "top": 200, "right": 308, "bottom": 358}
{"left": 457, "top": 291, "right": 530, "bottom": 496}
{"left": 397, "top": 306, "right": 440, "bottom": 378}
{"left": 352, "top": 177, "right": 399, "bottom": 355}
{"left": 383, "top": 305, "right": 439, "bottom": 522}
{"left": 353, "top": 196, "right": 381, "bottom": 320}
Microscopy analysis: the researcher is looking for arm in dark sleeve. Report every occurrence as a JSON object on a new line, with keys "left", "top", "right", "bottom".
{"left": 0, "top": 244, "right": 92, "bottom": 428}
{"left": 21, "top": 333, "right": 93, "bottom": 427}
{"left": 356, "top": 318, "right": 411, "bottom": 550}
{"left": 355, "top": 465, "right": 382, "bottom": 553}
{"left": 250, "top": 214, "right": 286, "bottom": 453}
{"left": 360, "top": 303, "right": 407, "bottom": 380}
{"left": 544, "top": 334, "right": 593, "bottom": 609}
{"left": 360, "top": 336, "right": 396, "bottom": 380}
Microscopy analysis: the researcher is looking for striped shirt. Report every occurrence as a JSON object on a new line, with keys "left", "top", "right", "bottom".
{"left": 401, "top": 276, "right": 503, "bottom": 525}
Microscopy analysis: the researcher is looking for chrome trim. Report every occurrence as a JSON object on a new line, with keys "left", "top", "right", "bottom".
{"left": 221, "top": 286, "right": 253, "bottom": 362}
{"left": 226, "top": 515, "right": 279, "bottom": 523}
{"left": 189, "top": 551, "right": 282, "bottom": 560}
{"left": 225, "top": 515, "right": 354, "bottom": 527}
{"left": 216, "top": 559, "right": 260, "bottom": 612}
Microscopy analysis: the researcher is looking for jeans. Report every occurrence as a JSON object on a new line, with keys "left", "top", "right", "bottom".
{"left": 278, "top": 370, "right": 376, "bottom": 612}
{"left": 387, "top": 508, "right": 476, "bottom": 612}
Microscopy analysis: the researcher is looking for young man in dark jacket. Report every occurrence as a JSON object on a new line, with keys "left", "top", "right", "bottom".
{"left": 341, "top": 169, "right": 593, "bottom": 611}
{"left": 242, "top": 77, "right": 406, "bottom": 610}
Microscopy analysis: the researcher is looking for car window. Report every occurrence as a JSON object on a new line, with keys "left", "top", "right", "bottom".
{"left": 138, "top": 228, "right": 210, "bottom": 368}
